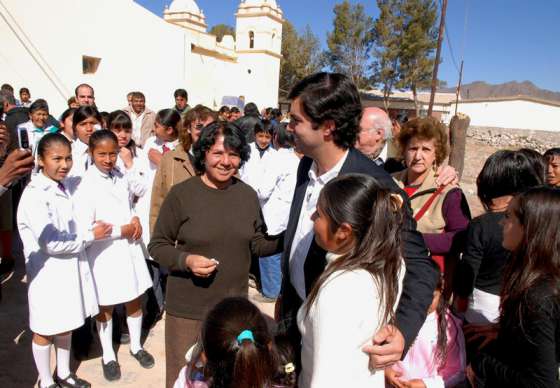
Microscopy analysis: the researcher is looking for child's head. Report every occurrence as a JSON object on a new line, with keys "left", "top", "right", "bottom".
{"left": 19, "top": 87, "right": 30, "bottom": 103}
{"left": 308, "top": 173, "right": 403, "bottom": 325}
{"left": 73, "top": 105, "right": 102, "bottom": 145}
{"left": 271, "top": 334, "right": 296, "bottom": 388}
{"left": 88, "top": 130, "right": 118, "bottom": 174}
{"left": 501, "top": 187, "right": 560, "bottom": 323}
{"left": 254, "top": 120, "right": 273, "bottom": 149}
{"left": 37, "top": 133, "right": 72, "bottom": 182}
{"left": 155, "top": 109, "right": 181, "bottom": 142}
{"left": 59, "top": 108, "right": 76, "bottom": 140}
{"left": 29, "top": 99, "right": 49, "bottom": 129}
{"left": 202, "top": 297, "right": 274, "bottom": 388}
{"left": 544, "top": 148, "right": 560, "bottom": 187}
{"left": 107, "top": 110, "right": 133, "bottom": 149}
{"left": 477, "top": 150, "right": 544, "bottom": 210}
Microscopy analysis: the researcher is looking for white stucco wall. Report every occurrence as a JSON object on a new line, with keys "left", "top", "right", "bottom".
{"left": 1, "top": 0, "right": 282, "bottom": 117}
{"left": 457, "top": 99, "right": 560, "bottom": 132}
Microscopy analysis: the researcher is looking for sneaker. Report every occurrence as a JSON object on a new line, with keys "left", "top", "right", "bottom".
{"left": 55, "top": 373, "right": 91, "bottom": 388}
{"left": 130, "top": 349, "right": 155, "bottom": 369}
{"left": 101, "top": 360, "right": 121, "bottom": 381}
{"left": 252, "top": 293, "right": 277, "bottom": 304}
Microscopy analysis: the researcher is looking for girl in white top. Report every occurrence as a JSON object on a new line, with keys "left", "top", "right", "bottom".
{"left": 18, "top": 133, "right": 112, "bottom": 388}
{"left": 297, "top": 173, "right": 405, "bottom": 388}
{"left": 69, "top": 106, "right": 102, "bottom": 178}
{"left": 73, "top": 130, "right": 154, "bottom": 381}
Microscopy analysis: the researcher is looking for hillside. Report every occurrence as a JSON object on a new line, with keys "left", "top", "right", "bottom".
{"left": 441, "top": 80, "right": 560, "bottom": 102}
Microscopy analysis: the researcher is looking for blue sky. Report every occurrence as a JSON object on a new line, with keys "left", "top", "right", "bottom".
{"left": 135, "top": 0, "right": 560, "bottom": 92}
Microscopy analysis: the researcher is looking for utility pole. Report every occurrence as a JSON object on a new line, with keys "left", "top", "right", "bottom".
{"left": 454, "top": 60, "right": 464, "bottom": 115}
{"left": 428, "top": 0, "right": 448, "bottom": 116}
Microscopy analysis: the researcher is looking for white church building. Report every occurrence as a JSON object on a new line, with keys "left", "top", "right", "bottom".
{"left": 0, "top": 0, "right": 283, "bottom": 115}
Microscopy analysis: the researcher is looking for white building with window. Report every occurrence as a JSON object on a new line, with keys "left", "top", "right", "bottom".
{"left": 0, "top": 0, "right": 283, "bottom": 115}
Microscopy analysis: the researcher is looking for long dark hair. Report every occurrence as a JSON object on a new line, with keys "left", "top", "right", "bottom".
{"left": 500, "top": 187, "right": 560, "bottom": 334}
{"left": 107, "top": 110, "right": 137, "bottom": 157}
{"left": 434, "top": 276, "right": 448, "bottom": 364}
{"left": 202, "top": 297, "right": 275, "bottom": 388}
{"left": 304, "top": 174, "right": 403, "bottom": 328}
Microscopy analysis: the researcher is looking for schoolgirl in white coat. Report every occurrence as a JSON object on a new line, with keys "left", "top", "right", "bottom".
{"left": 73, "top": 130, "right": 154, "bottom": 382}
{"left": 18, "top": 133, "right": 112, "bottom": 388}
{"left": 69, "top": 106, "right": 102, "bottom": 178}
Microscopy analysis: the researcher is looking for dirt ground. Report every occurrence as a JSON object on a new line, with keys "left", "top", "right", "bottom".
{"left": 0, "top": 136, "right": 499, "bottom": 387}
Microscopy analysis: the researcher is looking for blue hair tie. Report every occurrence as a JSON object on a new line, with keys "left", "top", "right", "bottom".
{"left": 236, "top": 330, "right": 255, "bottom": 345}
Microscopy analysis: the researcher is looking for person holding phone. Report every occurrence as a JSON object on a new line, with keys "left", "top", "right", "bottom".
{"left": 17, "top": 99, "right": 58, "bottom": 156}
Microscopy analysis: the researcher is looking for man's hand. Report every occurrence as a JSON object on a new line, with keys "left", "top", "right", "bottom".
{"left": 435, "top": 165, "right": 459, "bottom": 186}
{"left": 185, "top": 254, "right": 217, "bottom": 277}
{"left": 92, "top": 221, "right": 113, "bottom": 240}
{"left": 0, "top": 148, "right": 34, "bottom": 187}
{"left": 363, "top": 324, "right": 405, "bottom": 370}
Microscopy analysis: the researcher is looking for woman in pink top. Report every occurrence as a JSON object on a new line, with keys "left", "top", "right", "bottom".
{"left": 386, "top": 278, "right": 466, "bottom": 388}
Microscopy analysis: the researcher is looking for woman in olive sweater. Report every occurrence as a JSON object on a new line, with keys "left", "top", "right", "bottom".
{"left": 148, "top": 121, "right": 282, "bottom": 388}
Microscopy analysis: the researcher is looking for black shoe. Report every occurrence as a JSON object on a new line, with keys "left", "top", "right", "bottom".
{"left": 130, "top": 349, "right": 155, "bottom": 369}
{"left": 101, "top": 360, "right": 121, "bottom": 381}
{"left": 56, "top": 373, "right": 91, "bottom": 388}
{"left": 120, "top": 333, "right": 130, "bottom": 344}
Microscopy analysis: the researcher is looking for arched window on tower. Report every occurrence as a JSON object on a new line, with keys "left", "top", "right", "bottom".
{"left": 249, "top": 31, "right": 255, "bottom": 49}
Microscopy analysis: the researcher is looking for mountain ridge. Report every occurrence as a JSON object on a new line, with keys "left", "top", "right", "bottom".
{"left": 440, "top": 81, "right": 560, "bottom": 102}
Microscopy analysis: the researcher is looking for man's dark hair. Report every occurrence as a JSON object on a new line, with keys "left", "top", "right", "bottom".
{"left": 288, "top": 72, "right": 362, "bottom": 149}
{"left": 174, "top": 88, "right": 188, "bottom": 100}
{"left": 230, "top": 106, "right": 240, "bottom": 114}
{"left": 74, "top": 83, "right": 94, "bottom": 97}
{"left": 244, "top": 102, "right": 259, "bottom": 117}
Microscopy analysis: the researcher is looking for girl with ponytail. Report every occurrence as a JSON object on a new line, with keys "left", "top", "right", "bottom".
{"left": 173, "top": 297, "right": 276, "bottom": 388}
{"left": 298, "top": 173, "right": 405, "bottom": 388}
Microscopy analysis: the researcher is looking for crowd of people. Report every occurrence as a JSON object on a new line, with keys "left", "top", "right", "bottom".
{"left": 0, "top": 73, "right": 559, "bottom": 388}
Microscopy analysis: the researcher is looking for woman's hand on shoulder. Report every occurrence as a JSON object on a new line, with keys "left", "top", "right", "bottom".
{"left": 435, "top": 165, "right": 458, "bottom": 186}
{"left": 92, "top": 221, "right": 113, "bottom": 240}
{"left": 185, "top": 254, "right": 217, "bottom": 277}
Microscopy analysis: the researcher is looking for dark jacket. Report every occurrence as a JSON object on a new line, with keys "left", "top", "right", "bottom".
{"left": 234, "top": 115, "right": 261, "bottom": 143}
{"left": 277, "top": 147, "right": 439, "bottom": 353}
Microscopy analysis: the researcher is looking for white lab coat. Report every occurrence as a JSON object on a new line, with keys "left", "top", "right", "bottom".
{"left": 74, "top": 164, "right": 152, "bottom": 306}
{"left": 69, "top": 139, "right": 90, "bottom": 178}
{"left": 239, "top": 142, "right": 277, "bottom": 204}
{"left": 17, "top": 172, "right": 98, "bottom": 335}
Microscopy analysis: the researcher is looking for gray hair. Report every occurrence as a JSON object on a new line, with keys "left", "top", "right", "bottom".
{"left": 0, "top": 90, "right": 16, "bottom": 106}
{"left": 368, "top": 114, "right": 393, "bottom": 140}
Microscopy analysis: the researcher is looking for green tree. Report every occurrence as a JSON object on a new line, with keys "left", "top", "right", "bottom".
{"left": 396, "top": 0, "right": 438, "bottom": 116}
{"left": 326, "top": 1, "right": 375, "bottom": 89}
{"left": 209, "top": 24, "right": 235, "bottom": 42}
{"left": 372, "top": 0, "right": 403, "bottom": 111}
{"left": 372, "top": 0, "right": 439, "bottom": 113}
{"left": 280, "top": 21, "right": 323, "bottom": 95}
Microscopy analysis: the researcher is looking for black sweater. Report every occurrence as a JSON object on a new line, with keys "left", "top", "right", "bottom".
{"left": 473, "top": 280, "right": 560, "bottom": 387}
{"left": 148, "top": 176, "right": 282, "bottom": 320}
{"left": 454, "top": 212, "right": 510, "bottom": 297}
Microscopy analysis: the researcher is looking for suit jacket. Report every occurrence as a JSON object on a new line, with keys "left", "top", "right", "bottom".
{"left": 278, "top": 147, "right": 439, "bottom": 352}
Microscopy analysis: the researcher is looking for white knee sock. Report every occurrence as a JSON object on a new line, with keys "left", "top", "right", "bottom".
{"left": 96, "top": 319, "right": 116, "bottom": 363}
{"left": 32, "top": 342, "right": 54, "bottom": 388}
{"left": 127, "top": 314, "right": 143, "bottom": 354}
{"left": 54, "top": 333, "right": 72, "bottom": 381}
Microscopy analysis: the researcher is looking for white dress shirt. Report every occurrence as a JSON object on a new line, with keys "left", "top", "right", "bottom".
{"left": 130, "top": 110, "right": 146, "bottom": 144}
{"left": 289, "top": 151, "right": 349, "bottom": 300}
{"left": 239, "top": 142, "right": 277, "bottom": 200}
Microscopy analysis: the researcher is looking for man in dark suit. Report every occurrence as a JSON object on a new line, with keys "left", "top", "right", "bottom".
{"left": 277, "top": 72, "right": 439, "bottom": 368}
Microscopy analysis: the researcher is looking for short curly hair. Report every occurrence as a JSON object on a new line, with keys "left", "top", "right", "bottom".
{"left": 192, "top": 121, "right": 250, "bottom": 174}
{"left": 397, "top": 117, "right": 449, "bottom": 166}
